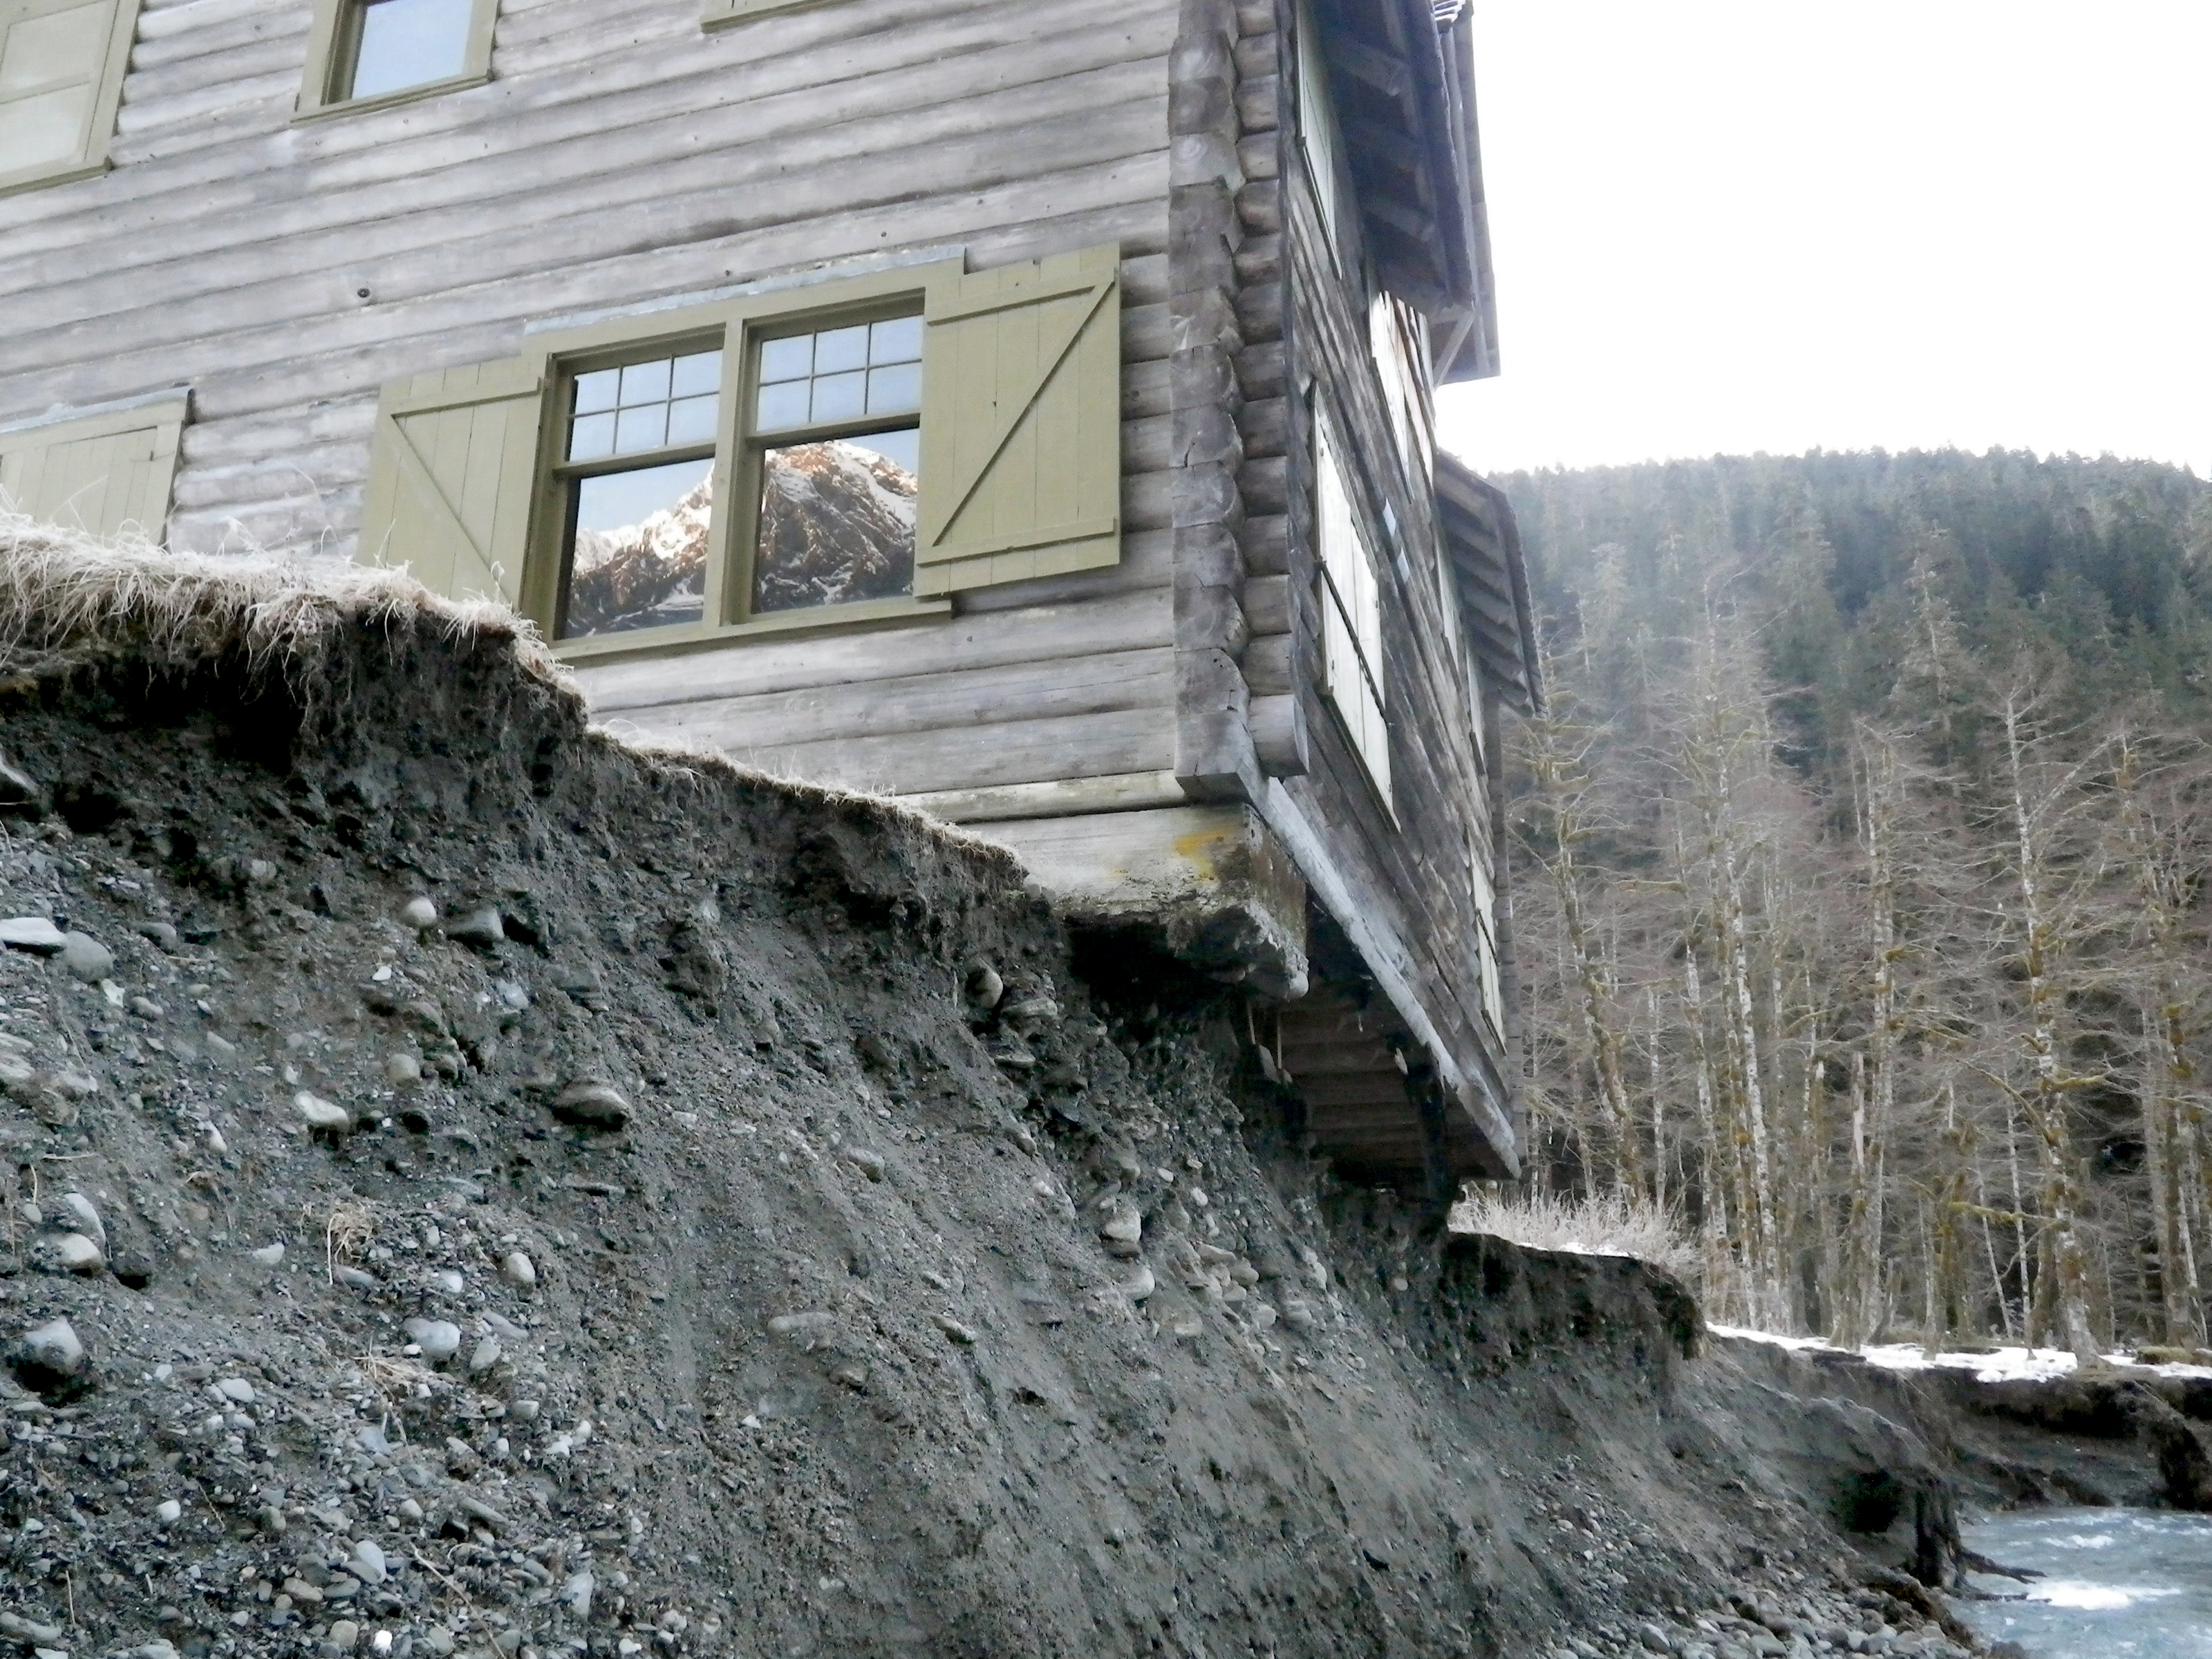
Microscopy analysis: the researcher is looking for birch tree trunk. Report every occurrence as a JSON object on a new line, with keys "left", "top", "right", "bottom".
{"left": 2110, "top": 733, "right": 2209, "bottom": 1348}
{"left": 1998, "top": 691, "right": 2102, "bottom": 1366}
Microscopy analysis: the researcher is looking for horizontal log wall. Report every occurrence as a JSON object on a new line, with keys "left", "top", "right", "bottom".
{"left": 0, "top": 0, "right": 1188, "bottom": 798}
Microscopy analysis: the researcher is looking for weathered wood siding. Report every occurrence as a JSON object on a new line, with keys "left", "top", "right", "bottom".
{"left": 1253, "top": 0, "right": 1510, "bottom": 1136}
{"left": 0, "top": 0, "right": 1190, "bottom": 799}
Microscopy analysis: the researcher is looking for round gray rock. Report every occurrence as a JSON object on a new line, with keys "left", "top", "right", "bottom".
{"left": 57, "top": 930, "right": 113, "bottom": 981}
{"left": 402, "top": 1318, "right": 463, "bottom": 1363}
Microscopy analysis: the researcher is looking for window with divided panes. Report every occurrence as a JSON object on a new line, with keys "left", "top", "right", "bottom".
{"left": 355, "top": 246, "right": 1126, "bottom": 652}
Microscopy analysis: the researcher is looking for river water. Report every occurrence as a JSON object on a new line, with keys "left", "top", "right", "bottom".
{"left": 1959, "top": 1507, "right": 2212, "bottom": 1657}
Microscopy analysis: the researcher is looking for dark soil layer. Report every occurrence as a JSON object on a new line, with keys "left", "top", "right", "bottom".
{"left": 0, "top": 612, "right": 1983, "bottom": 1658}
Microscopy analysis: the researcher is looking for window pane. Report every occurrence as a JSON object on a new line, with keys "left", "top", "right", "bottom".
{"left": 1, "top": 3, "right": 109, "bottom": 95}
{"left": 0, "top": 83, "right": 92, "bottom": 169}
{"left": 567, "top": 411, "right": 616, "bottom": 462}
{"left": 753, "top": 431, "right": 917, "bottom": 614}
{"left": 572, "top": 368, "right": 620, "bottom": 415}
{"left": 617, "top": 357, "right": 671, "bottom": 406}
{"left": 666, "top": 394, "right": 718, "bottom": 448}
{"left": 813, "top": 325, "right": 868, "bottom": 375}
{"left": 347, "top": 0, "right": 474, "bottom": 102}
{"left": 865, "top": 362, "right": 920, "bottom": 417}
{"left": 809, "top": 371, "right": 865, "bottom": 425}
{"left": 561, "top": 458, "right": 714, "bottom": 639}
{"left": 614, "top": 404, "right": 667, "bottom": 454}
{"left": 671, "top": 350, "right": 722, "bottom": 398}
{"left": 755, "top": 379, "right": 809, "bottom": 431}
{"left": 868, "top": 315, "right": 922, "bottom": 366}
{"left": 758, "top": 335, "right": 812, "bottom": 384}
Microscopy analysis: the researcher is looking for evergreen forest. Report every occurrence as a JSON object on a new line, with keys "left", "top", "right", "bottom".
{"left": 1497, "top": 448, "right": 2212, "bottom": 1357}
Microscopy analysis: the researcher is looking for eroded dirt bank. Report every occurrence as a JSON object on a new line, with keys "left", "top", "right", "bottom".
{"left": 0, "top": 547, "right": 1990, "bottom": 1659}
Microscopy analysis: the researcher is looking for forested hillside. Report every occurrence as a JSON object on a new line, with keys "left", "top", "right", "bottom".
{"left": 1494, "top": 449, "right": 2212, "bottom": 1355}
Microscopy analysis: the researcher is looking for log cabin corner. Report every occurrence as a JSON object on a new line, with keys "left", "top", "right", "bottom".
{"left": 0, "top": 0, "right": 1541, "bottom": 1198}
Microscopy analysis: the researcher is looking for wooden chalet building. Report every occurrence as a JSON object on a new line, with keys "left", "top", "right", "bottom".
{"left": 0, "top": 0, "right": 1540, "bottom": 1194}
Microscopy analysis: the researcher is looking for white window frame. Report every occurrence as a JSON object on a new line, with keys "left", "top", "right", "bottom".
{"left": 1369, "top": 291, "right": 1434, "bottom": 489}
{"left": 1294, "top": 0, "right": 1343, "bottom": 271}
{"left": 1314, "top": 409, "right": 1389, "bottom": 805}
{"left": 1468, "top": 836, "right": 1503, "bottom": 1042}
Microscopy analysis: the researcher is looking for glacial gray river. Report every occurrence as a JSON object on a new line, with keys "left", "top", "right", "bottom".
{"left": 1960, "top": 1508, "right": 2212, "bottom": 1657}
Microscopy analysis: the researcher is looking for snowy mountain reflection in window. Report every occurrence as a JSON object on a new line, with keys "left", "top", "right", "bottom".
{"left": 753, "top": 429, "right": 917, "bottom": 613}
{"left": 559, "top": 459, "right": 714, "bottom": 639}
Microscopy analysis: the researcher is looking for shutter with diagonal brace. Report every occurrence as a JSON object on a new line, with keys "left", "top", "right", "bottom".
{"left": 0, "top": 0, "right": 138, "bottom": 197}
{"left": 915, "top": 243, "right": 1121, "bottom": 595}
{"left": 0, "top": 395, "right": 185, "bottom": 539}
{"left": 358, "top": 358, "right": 545, "bottom": 608}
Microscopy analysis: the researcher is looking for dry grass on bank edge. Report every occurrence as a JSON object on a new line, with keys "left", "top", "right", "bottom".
{"left": 0, "top": 507, "right": 1022, "bottom": 868}
{"left": 0, "top": 507, "right": 558, "bottom": 686}
{"left": 1450, "top": 1188, "right": 1703, "bottom": 1283}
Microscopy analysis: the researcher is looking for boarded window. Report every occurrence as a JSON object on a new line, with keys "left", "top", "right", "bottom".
{"left": 0, "top": 0, "right": 138, "bottom": 197}
{"left": 1315, "top": 410, "right": 1388, "bottom": 802}
{"left": 300, "top": 0, "right": 496, "bottom": 115}
{"left": 0, "top": 395, "right": 186, "bottom": 541}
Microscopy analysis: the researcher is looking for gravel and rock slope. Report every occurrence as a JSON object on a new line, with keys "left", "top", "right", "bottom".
{"left": 0, "top": 527, "right": 1987, "bottom": 1659}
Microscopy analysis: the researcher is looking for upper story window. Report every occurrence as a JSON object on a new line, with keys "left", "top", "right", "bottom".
{"left": 341, "top": 0, "right": 476, "bottom": 100}
{"left": 1369, "top": 292, "right": 1434, "bottom": 487}
{"left": 299, "top": 0, "right": 496, "bottom": 118}
{"left": 1293, "top": 0, "right": 1344, "bottom": 271}
{"left": 0, "top": 0, "right": 139, "bottom": 198}
{"left": 1467, "top": 830, "right": 1503, "bottom": 1040}
{"left": 1314, "top": 407, "right": 1389, "bottom": 804}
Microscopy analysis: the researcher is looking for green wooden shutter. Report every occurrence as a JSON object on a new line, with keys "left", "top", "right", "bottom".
{"left": 915, "top": 243, "right": 1121, "bottom": 595}
{"left": 0, "top": 394, "right": 185, "bottom": 540}
{"left": 359, "top": 357, "right": 544, "bottom": 609}
{"left": 0, "top": 0, "right": 138, "bottom": 197}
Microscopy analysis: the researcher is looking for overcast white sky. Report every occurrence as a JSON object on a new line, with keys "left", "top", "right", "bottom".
{"left": 1437, "top": 1, "right": 2212, "bottom": 479}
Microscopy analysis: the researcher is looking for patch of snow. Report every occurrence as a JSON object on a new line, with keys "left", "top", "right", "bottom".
{"left": 1707, "top": 1328, "right": 2212, "bottom": 1383}
{"left": 1707, "top": 1324, "right": 1835, "bottom": 1352}
{"left": 1861, "top": 1343, "right": 2097, "bottom": 1382}
{"left": 2028, "top": 1579, "right": 2183, "bottom": 1611}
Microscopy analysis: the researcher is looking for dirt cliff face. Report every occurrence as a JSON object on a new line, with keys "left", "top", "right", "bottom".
{"left": 0, "top": 541, "right": 1984, "bottom": 1659}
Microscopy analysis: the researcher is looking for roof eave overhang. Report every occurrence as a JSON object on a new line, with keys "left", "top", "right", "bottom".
{"left": 1321, "top": 0, "right": 1499, "bottom": 382}
{"left": 1434, "top": 452, "right": 1543, "bottom": 716}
